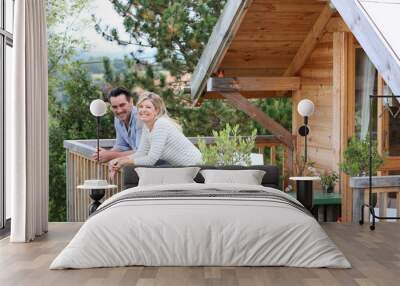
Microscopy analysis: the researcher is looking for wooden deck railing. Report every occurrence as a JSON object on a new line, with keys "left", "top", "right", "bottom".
{"left": 64, "top": 136, "right": 289, "bottom": 222}
{"left": 64, "top": 139, "right": 123, "bottom": 222}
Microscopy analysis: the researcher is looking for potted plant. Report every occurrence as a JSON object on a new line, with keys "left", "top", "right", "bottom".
{"left": 340, "top": 135, "right": 384, "bottom": 203}
{"left": 319, "top": 171, "right": 339, "bottom": 193}
{"left": 340, "top": 136, "right": 385, "bottom": 223}
{"left": 339, "top": 136, "right": 384, "bottom": 177}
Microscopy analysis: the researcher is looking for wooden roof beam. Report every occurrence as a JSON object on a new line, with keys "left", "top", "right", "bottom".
{"left": 325, "top": 16, "right": 350, "bottom": 33}
{"left": 283, "top": 4, "right": 335, "bottom": 77}
{"left": 207, "top": 77, "right": 301, "bottom": 92}
{"left": 203, "top": 91, "right": 288, "bottom": 100}
{"left": 219, "top": 92, "right": 294, "bottom": 150}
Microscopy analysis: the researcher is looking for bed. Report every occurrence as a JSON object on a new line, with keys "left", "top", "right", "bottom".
{"left": 50, "top": 165, "right": 351, "bottom": 269}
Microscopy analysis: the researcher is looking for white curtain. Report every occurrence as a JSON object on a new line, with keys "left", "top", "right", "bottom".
{"left": 7, "top": 0, "right": 49, "bottom": 242}
{"left": 359, "top": 53, "right": 376, "bottom": 139}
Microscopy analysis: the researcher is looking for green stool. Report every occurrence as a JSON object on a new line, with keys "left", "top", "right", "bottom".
{"left": 287, "top": 192, "right": 342, "bottom": 221}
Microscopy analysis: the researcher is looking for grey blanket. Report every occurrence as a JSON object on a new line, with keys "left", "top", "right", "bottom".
{"left": 92, "top": 188, "right": 310, "bottom": 218}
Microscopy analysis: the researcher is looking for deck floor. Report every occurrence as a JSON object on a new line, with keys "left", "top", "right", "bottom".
{"left": 1, "top": 222, "right": 400, "bottom": 286}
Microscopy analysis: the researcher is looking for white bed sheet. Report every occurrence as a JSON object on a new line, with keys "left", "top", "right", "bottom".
{"left": 50, "top": 183, "right": 351, "bottom": 269}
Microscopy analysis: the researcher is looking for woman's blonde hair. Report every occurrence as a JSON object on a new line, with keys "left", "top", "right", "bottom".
{"left": 137, "top": 91, "right": 182, "bottom": 131}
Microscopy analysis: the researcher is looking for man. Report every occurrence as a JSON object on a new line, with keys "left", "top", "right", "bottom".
{"left": 92, "top": 87, "right": 142, "bottom": 163}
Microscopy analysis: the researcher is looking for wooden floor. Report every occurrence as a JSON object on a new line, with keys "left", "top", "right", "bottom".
{"left": 1, "top": 222, "right": 400, "bottom": 286}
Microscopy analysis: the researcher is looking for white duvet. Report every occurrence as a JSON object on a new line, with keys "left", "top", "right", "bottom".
{"left": 50, "top": 183, "right": 351, "bottom": 269}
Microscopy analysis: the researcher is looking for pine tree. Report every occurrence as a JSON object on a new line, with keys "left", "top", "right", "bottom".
{"left": 94, "top": 0, "right": 227, "bottom": 76}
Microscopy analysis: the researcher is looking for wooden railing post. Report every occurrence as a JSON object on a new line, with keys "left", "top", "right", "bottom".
{"left": 270, "top": 146, "right": 276, "bottom": 165}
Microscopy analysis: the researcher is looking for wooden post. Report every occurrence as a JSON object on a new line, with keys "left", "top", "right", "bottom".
{"left": 333, "top": 31, "right": 354, "bottom": 222}
{"left": 283, "top": 147, "right": 290, "bottom": 189}
{"left": 66, "top": 150, "right": 73, "bottom": 221}
{"left": 292, "top": 90, "right": 301, "bottom": 176}
{"left": 270, "top": 146, "right": 276, "bottom": 165}
{"left": 378, "top": 193, "right": 388, "bottom": 218}
{"left": 377, "top": 74, "right": 389, "bottom": 176}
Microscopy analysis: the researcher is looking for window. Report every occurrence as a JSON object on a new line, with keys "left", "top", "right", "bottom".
{"left": 355, "top": 49, "right": 377, "bottom": 140}
{"left": 1, "top": 0, "right": 14, "bottom": 232}
{"left": 381, "top": 83, "right": 400, "bottom": 156}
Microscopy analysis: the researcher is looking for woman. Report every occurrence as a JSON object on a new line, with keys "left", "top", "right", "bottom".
{"left": 110, "top": 91, "right": 202, "bottom": 175}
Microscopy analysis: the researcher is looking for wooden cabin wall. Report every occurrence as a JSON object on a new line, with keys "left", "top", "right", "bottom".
{"left": 293, "top": 29, "right": 355, "bottom": 222}
{"left": 293, "top": 33, "right": 335, "bottom": 182}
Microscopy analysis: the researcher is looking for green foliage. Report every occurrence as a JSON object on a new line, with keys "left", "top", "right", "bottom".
{"left": 319, "top": 171, "right": 339, "bottom": 188}
{"left": 339, "top": 136, "right": 384, "bottom": 177}
{"left": 198, "top": 124, "right": 257, "bottom": 166}
{"left": 57, "top": 63, "right": 115, "bottom": 138}
{"left": 48, "top": 119, "right": 67, "bottom": 221}
{"left": 94, "top": 0, "right": 226, "bottom": 76}
{"left": 48, "top": 62, "right": 116, "bottom": 221}
{"left": 47, "top": 0, "right": 93, "bottom": 221}
{"left": 255, "top": 98, "right": 292, "bottom": 133}
{"left": 46, "top": 0, "right": 89, "bottom": 27}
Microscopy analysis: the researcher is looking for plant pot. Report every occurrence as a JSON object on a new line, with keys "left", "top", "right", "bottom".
{"left": 323, "top": 185, "right": 334, "bottom": 193}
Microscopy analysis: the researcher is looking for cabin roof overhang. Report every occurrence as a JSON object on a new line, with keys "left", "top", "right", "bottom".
{"left": 190, "top": 0, "right": 334, "bottom": 104}
{"left": 331, "top": 0, "right": 400, "bottom": 95}
{"left": 190, "top": 0, "right": 253, "bottom": 105}
{"left": 191, "top": 0, "right": 400, "bottom": 103}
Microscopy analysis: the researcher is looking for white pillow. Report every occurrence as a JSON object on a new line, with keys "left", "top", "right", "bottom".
{"left": 200, "top": 169, "right": 266, "bottom": 185}
{"left": 135, "top": 167, "right": 200, "bottom": 186}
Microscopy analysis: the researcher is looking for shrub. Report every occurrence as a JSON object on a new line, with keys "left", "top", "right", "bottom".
{"left": 198, "top": 124, "right": 257, "bottom": 166}
{"left": 339, "top": 136, "right": 384, "bottom": 177}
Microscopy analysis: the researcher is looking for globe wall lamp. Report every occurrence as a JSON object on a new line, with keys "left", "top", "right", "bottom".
{"left": 297, "top": 99, "right": 315, "bottom": 163}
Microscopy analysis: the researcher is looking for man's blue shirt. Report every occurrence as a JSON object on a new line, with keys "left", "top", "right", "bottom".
{"left": 113, "top": 106, "right": 142, "bottom": 151}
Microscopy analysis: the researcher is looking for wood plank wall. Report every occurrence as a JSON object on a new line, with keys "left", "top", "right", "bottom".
{"left": 295, "top": 33, "right": 334, "bottom": 177}
{"left": 66, "top": 151, "right": 123, "bottom": 222}
{"left": 293, "top": 27, "right": 356, "bottom": 222}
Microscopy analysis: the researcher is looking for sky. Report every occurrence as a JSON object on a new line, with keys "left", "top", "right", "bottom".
{"left": 60, "top": 0, "right": 156, "bottom": 60}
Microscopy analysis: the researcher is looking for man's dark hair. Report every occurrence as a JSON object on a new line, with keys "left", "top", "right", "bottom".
{"left": 107, "top": 87, "right": 132, "bottom": 102}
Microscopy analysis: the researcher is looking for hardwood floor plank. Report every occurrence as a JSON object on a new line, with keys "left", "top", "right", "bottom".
{"left": 117, "top": 267, "right": 142, "bottom": 286}
{"left": 204, "top": 267, "right": 221, "bottom": 279}
{"left": 1, "top": 222, "right": 400, "bottom": 286}
{"left": 140, "top": 267, "right": 158, "bottom": 279}
{"left": 136, "top": 278, "right": 155, "bottom": 286}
